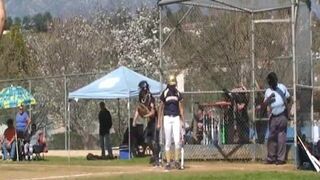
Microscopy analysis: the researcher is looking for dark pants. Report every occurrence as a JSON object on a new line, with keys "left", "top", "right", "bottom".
{"left": 144, "top": 120, "right": 160, "bottom": 163}
{"left": 100, "top": 134, "right": 113, "bottom": 157}
{"left": 267, "top": 114, "right": 288, "bottom": 162}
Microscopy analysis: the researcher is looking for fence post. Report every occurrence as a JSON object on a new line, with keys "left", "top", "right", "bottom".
{"left": 64, "top": 75, "right": 68, "bottom": 150}
{"left": 250, "top": 12, "right": 256, "bottom": 161}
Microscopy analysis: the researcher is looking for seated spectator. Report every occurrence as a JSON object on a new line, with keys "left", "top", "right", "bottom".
{"left": 24, "top": 123, "right": 47, "bottom": 160}
{"left": 191, "top": 107, "right": 204, "bottom": 144}
{"left": 2, "top": 119, "right": 16, "bottom": 161}
{"left": 315, "top": 140, "right": 320, "bottom": 160}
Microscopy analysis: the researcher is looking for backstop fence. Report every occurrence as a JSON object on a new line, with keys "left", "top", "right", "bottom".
{"left": 0, "top": 0, "right": 317, "bottom": 166}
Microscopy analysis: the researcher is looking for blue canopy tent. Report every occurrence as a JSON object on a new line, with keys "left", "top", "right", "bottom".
{"left": 69, "top": 66, "right": 164, "bottom": 99}
{"left": 68, "top": 66, "right": 164, "bottom": 160}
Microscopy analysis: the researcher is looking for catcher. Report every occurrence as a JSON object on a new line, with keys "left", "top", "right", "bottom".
{"left": 133, "top": 80, "right": 160, "bottom": 166}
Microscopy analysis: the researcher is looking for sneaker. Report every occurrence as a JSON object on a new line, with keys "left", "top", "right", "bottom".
{"left": 107, "top": 155, "right": 114, "bottom": 160}
{"left": 174, "top": 161, "right": 181, "bottom": 169}
{"left": 153, "top": 161, "right": 160, "bottom": 167}
{"left": 264, "top": 160, "right": 275, "bottom": 165}
{"left": 276, "top": 161, "right": 286, "bottom": 165}
{"left": 164, "top": 163, "right": 170, "bottom": 171}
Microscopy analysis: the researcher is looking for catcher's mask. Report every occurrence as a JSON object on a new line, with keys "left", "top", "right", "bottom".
{"left": 266, "top": 72, "right": 278, "bottom": 90}
{"left": 138, "top": 81, "right": 150, "bottom": 103}
{"left": 138, "top": 80, "right": 149, "bottom": 91}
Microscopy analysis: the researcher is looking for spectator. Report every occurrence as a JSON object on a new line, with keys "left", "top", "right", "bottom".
{"left": 191, "top": 107, "right": 204, "bottom": 144}
{"left": 24, "top": 123, "right": 43, "bottom": 160}
{"left": 16, "top": 104, "right": 31, "bottom": 139}
{"left": 2, "top": 119, "right": 16, "bottom": 161}
{"left": 99, "top": 102, "right": 113, "bottom": 159}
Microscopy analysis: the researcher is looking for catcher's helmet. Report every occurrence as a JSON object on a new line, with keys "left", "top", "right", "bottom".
{"left": 167, "top": 74, "right": 177, "bottom": 86}
{"left": 138, "top": 80, "right": 149, "bottom": 90}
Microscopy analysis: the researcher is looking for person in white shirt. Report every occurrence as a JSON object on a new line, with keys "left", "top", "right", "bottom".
{"left": 262, "top": 72, "right": 291, "bottom": 165}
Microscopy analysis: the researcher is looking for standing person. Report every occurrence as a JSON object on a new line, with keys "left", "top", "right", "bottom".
{"left": 133, "top": 80, "right": 160, "bottom": 166}
{"left": 16, "top": 104, "right": 31, "bottom": 139}
{"left": 0, "top": 0, "right": 5, "bottom": 38}
{"left": 232, "top": 85, "right": 250, "bottom": 144}
{"left": 262, "top": 72, "right": 291, "bottom": 165}
{"left": 99, "top": 102, "right": 113, "bottom": 159}
{"left": 158, "top": 75, "right": 185, "bottom": 170}
{"left": 2, "top": 119, "right": 16, "bottom": 161}
{"left": 191, "top": 107, "right": 204, "bottom": 144}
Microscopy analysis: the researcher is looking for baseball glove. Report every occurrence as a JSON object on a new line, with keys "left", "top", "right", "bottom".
{"left": 137, "top": 103, "right": 150, "bottom": 117}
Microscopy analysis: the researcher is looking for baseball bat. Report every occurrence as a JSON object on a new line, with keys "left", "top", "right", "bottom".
{"left": 180, "top": 126, "right": 185, "bottom": 170}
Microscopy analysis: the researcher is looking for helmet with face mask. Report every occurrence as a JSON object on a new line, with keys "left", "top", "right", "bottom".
{"left": 138, "top": 80, "right": 150, "bottom": 103}
{"left": 138, "top": 80, "right": 149, "bottom": 90}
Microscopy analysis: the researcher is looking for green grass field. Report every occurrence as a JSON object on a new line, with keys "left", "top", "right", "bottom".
{"left": 0, "top": 157, "right": 319, "bottom": 180}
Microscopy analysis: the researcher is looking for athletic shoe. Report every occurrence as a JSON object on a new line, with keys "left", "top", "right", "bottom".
{"left": 264, "top": 160, "right": 275, "bottom": 164}
{"left": 164, "top": 163, "right": 170, "bottom": 171}
{"left": 174, "top": 161, "right": 181, "bottom": 169}
{"left": 276, "top": 161, "right": 286, "bottom": 165}
{"left": 152, "top": 161, "right": 160, "bottom": 167}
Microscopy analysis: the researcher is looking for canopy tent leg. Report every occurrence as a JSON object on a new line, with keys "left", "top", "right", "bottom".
{"left": 127, "top": 98, "right": 131, "bottom": 159}
{"left": 67, "top": 101, "right": 71, "bottom": 164}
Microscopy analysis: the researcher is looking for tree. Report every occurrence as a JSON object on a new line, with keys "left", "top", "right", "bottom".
{"left": 5, "top": 16, "right": 13, "bottom": 30}
{"left": 26, "top": 7, "right": 160, "bottom": 148}
{"left": 0, "top": 25, "right": 37, "bottom": 79}
{"left": 22, "top": 15, "right": 32, "bottom": 30}
{"left": 14, "top": 17, "right": 22, "bottom": 26}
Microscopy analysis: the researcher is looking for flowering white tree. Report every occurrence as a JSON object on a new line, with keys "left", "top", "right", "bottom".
{"left": 26, "top": 6, "right": 161, "bottom": 149}
{"left": 110, "top": 7, "right": 161, "bottom": 78}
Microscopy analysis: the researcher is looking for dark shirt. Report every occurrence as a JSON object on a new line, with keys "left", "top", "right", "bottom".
{"left": 160, "top": 87, "right": 183, "bottom": 116}
{"left": 99, "top": 108, "right": 112, "bottom": 135}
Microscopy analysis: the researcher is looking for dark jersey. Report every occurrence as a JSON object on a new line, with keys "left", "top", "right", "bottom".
{"left": 160, "top": 87, "right": 183, "bottom": 116}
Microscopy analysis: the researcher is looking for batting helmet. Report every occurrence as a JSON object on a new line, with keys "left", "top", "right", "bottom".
{"left": 167, "top": 74, "right": 177, "bottom": 86}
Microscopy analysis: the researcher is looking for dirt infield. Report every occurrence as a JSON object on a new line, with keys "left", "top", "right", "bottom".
{"left": 45, "top": 150, "right": 106, "bottom": 157}
{"left": 1, "top": 161, "right": 296, "bottom": 180}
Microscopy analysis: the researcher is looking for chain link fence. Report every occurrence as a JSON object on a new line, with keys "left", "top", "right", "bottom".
{"left": 159, "top": 1, "right": 312, "bottom": 162}
{"left": 0, "top": 72, "right": 133, "bottom": 152}
{"left": 0, "top": 1, "right": 316, "bottom": 164}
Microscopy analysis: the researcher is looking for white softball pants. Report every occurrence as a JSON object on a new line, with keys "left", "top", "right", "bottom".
{"left": 164, "top": 115, "right": 181, "bottom": 151}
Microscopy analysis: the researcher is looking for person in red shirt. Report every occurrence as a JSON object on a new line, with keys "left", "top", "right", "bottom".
{"left": 2, "top": 119, "right": 16, "bottom": 161}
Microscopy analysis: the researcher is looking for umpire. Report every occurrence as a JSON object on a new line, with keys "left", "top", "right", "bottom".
{"left": 263, "top": 72, "right": 291, "bottom": 165}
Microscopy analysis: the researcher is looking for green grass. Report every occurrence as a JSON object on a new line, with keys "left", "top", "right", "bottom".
{"left": 2, "top": 157, "right": 319, "bottom": 180}
{"left": 80, "top": 171, "right": 320, "bottom": 180}
{"left": 1, "top": 156, "right": 149, "bottom": 166}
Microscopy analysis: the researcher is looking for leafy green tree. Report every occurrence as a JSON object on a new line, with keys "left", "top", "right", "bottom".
{"left": 14, "top": 17, "right": 22, "bottom": 26}
{"left": 4, "top": 16, "right": 13, "bottom": 30}
{"left": 22, "top": 15, "right": 32, "bottom": 30}
{"left": 0, "top": 25, "right": 37, "bottom": 79}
